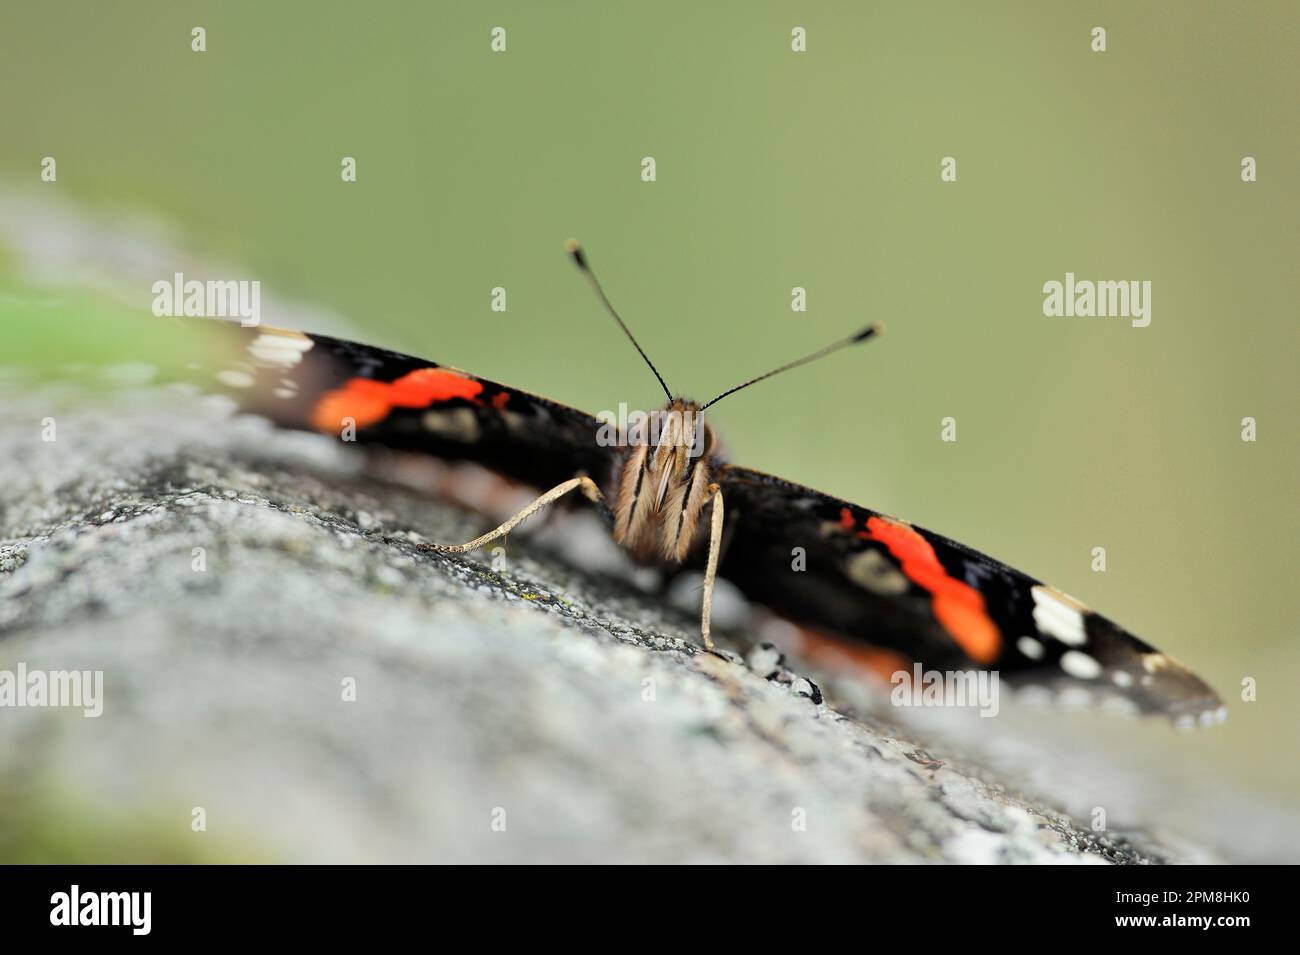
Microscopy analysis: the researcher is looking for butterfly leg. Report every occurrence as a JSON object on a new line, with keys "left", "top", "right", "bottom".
{"left": 425, "top": 474, "right": 606, "bottom": 555}
{"left": 699, "top": 483, "right": 725, "bottom": 651}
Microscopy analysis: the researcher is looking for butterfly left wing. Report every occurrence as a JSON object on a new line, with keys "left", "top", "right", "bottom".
{"left": 190, "top": 322, "right": 617, "bottom": 495}
{"left": 715, "top": 464, "right": 1223, "bottom": 725}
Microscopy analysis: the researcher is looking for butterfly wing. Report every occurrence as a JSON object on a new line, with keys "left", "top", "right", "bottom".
{"left": 186, "top": 323, "right": 1222, "bottom": 722}
{"left": 196, "top": 323, "right": 617, "bottom": 493}
{"left": 716, "top": 464, "right": 1223, "bottom": 724}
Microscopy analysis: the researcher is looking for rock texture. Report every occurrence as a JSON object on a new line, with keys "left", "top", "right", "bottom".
{"left": 0, "top": 379, "right": 1237, "bottom": 863}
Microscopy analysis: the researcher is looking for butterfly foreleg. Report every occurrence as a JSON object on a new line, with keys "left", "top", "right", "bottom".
{"left": 699, "top": 483, "right": 725, "bottom": 651}
{"left": 425, "top": 474, "right": 606, "bottom": 555}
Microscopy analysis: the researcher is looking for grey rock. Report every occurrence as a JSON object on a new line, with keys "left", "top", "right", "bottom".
{"left": 0, "top": 381, "right": 1230, "bottom": 863}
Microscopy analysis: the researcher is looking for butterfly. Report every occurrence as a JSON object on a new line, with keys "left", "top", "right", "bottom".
{"left": 190, "top": 242, "right": 1224, "bottom": 726}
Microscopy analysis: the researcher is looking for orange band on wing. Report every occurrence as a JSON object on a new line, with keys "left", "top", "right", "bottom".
{"left": 794, "top": 623, "right": 913, "bottom": 685}
{"left": 840, "top": 508, "right": 1002, "bottom": 664}
{"left": 310, "top": 368, "right": 493, "bottom": 432}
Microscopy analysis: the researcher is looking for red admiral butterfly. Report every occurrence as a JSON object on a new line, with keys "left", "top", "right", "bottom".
{"left": 193, "top": 242, "right": 1223, "bottom": 726}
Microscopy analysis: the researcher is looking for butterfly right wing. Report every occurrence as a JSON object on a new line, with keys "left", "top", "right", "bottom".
{"left": 716, "top": 464, "right": 1223, "bottom": 723}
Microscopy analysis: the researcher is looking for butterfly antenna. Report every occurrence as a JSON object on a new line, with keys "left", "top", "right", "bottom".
{"left": 700, "top": 322, "right": 884, "bottom": 411}
{"left": 566, "top": 240, "right": 673, "bottom": 402}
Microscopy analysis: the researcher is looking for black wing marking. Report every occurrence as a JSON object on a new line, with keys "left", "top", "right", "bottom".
{"left": 717, "top": 464, "right": 1223, "bottom": 722}
{"left": 191, "top": 322, "right": 619, "bottom": 494}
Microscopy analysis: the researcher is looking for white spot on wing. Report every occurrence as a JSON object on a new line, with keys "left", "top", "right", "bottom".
{"left": 216, "top": 369, "right": 255, "bottom": 388}
{"left": 421, "top": 407, "right": 481, "bottom": 443}
{"left": 1141, "top": 653, "right": 1169, "bottom": 674}
{"left": 249, "top": 330, "right": 313, "bottom": 367}
{"left": 1031, "top": 585, "right": 1087, "bottom": 646}
{"left": 846, "top": 549, "right": 909, "bottom": 595}
{"left": 1059, "top": 650, "right": 1102, "bottom": 680}
{"left": 1016, "top": 636, "right": 1045, "bottom": 660}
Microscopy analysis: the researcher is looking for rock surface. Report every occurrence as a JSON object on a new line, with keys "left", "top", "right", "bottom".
{"left": 0, "top": 380, "right": 1238, "bottom": 863}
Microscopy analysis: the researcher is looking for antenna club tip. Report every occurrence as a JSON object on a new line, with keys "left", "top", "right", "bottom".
{"left": 564, "top": 239, "right": 587, "bottom": 268}
{"left": 854, "top": 322, "right": 884, "bottom": 342}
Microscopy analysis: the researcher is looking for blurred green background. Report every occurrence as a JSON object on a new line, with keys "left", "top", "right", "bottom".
{"left": 1, "top": 1, "right": 1296, "bottom": 810}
